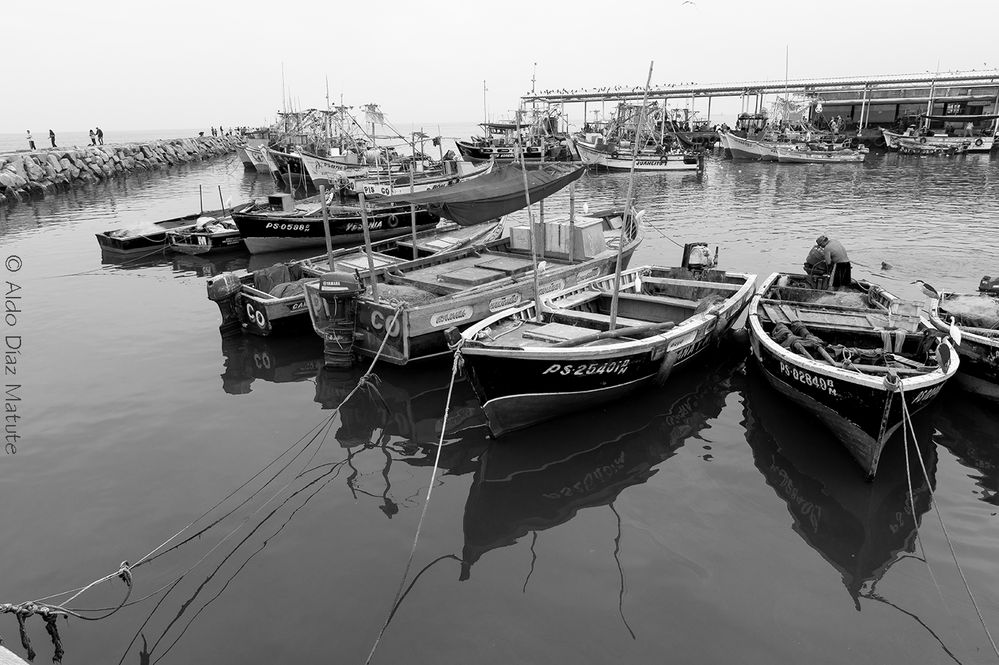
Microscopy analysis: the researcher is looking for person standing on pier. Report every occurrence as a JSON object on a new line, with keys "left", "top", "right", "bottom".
{"left": 49, "top": 129, "right": 56, "bottom": 148}
{"left": 26, "top": 130, "right": 35, "bottom": 150}
{"left": 89, "top": 129, "right": 96, "bottom": 145}
{"left": 815, "top": 235, "right": 851, "bottom": 288}
{"left": 96, "top": 127, "right": 104, "bottom": 145}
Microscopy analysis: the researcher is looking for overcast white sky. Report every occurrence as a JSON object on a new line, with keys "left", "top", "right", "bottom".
{"left": 3, "top": 0, "right": 996, "bottom": 132}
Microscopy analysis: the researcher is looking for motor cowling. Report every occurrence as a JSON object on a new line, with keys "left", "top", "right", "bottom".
{"left": 978, "top": 275, "right": 999, "bottom": 295}
{"left": 317, "top": 272, "right": 363, "bottom": 368}
{"left": 206, "top": 272, "right": 244, "bottom": 337}
{"left": 681, "top": 242, "right": 717, "bottom": 271}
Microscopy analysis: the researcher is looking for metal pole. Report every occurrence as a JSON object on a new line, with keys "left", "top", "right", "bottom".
{"left": 198, "top": 184, "right": 204, "bottom": 214}
{"left": 568, "top": 181, "right": 576, "bottom": 263}
{"left": 320, "top": 185, "right": 335, "bottom": 272}
{"left": 515, "top": 106, "right": 543, "bottom": 323}
{"left": 539, "top": 200, "right": 545, "bottom": 258}
{"left": 217, "top": 185, "right": 226, "bottom": 214}
{"left": 359, "top": 192, "right": 378, "bottom": 301}
{"left": 409, "top": 159, "right": 418, "bottom": 260}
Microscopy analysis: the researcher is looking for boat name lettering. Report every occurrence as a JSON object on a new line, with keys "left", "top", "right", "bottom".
{"left": 370, "top": 310, "right": 402, "bottom": 336}
{"left": 488, "top": 293, "right": 521, "bottom": 312}
{"left": 244, "top": 302, "right": 266, "bottom": 329}
{"left": 779, "top": 361, "right": 837, "bottom": 395}
{"left": 667, "top": 331, "right": 697, "bottom": 352}
{"left": 289, "top": 302, "right": 307, "bottom": 312}
{"left": 539, "top": 279, "right": 566, "bottom": 295}
{"left": 577, "top": 267, "right": 600, "bottom": 282}
{"left": 542, "top": 359, "right": 631, "bottom": 377}
{"left": 430, "top": 306, "right": 474, "bottom": 328}
{"left": 344, "top": 221, "right": 384, "bottom": 233}
{"left": 911, "top": 384, "right": 942, "bottom": 404}
{"left": 264, "top": 223, "right": 309, "bottom": 232}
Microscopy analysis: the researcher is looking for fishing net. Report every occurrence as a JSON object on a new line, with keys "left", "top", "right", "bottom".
{"left": 941, "top": 294, "right": 999, "bottom": 329}
{"left": 810, "top": 292, "right": 869, "bottom": 309}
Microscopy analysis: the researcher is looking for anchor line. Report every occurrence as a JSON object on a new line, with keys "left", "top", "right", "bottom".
{"left": 365, "top": 349, "right": 462, "bottom": 664}
{"left": 899, "top": 391, "right": 999, "bottom": 659}
{"left": 1, "top": 308, "right": 405, "bottom": 659}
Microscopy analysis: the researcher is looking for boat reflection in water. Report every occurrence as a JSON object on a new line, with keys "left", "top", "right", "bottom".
{"left": 459, "top": 343, "right": 745, "bottom": 581}
{"left": 742, "top": 363, "right": 936, "bottom": 606}
{"left": 219, "top": 334, "right": 324, "bottom": 394}
{"left": 931, "top": 390, "right": 999, "bottom": 507}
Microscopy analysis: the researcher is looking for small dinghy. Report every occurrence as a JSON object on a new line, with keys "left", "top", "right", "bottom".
{"left": 455, "top": 243, "right": 756, "bottom": 436}
{"left": 166, "top": 208, "right": 250, "bottom": 256}
{"left": 748, "top": 273, "right": 959, "bottom": 479}
{"left": 926, "top": 275, "right": 999, "bottom": 400}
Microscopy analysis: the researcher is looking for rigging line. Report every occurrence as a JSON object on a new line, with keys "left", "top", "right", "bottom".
{"left": 522, "top": 532, "right": 538, "bottom": 594}
{"left": 610, "top": 503, "right": 637, "bottom": 640}
{"left": 365, "top": 352, "right": 462, "bottom": 665}
{"left": 901, "top": 396, "right": 999, "bottom": 659}
{"left": 862, "top": 589, "right": 965, "bottom": 665}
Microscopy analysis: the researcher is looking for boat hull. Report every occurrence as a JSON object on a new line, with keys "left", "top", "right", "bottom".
{"left": 882, "top": 129, "right": 993, "bottom": 153}
{"left": 456, "top": 141, "right": 545, "bottom": 161}
{"left": 573, "top": 139, "right": 702, "bottom": 171}
{"left": 723, "top": 133, "right": 778, "bottom": 160}
{"left": 776, "top": 149, "right": 866, "bottom": 163}
{"left": 231, "top": 207, "right": 440, "bottom": 254}
{"left": 931, "top": 295, "right": 999, "bottom": 400}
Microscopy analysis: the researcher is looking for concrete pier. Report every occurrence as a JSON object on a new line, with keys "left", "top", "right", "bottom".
{"left": 0, "top": 135, "right": 242, "bottom": 207}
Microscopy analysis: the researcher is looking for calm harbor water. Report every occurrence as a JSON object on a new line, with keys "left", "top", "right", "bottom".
{"left": 1, "top": 144, "right": 999, "bottom": 664}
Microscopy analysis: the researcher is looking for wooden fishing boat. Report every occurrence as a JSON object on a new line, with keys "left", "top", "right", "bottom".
{"left": 206, "top": 221, "right": 505, "bottom": 337}
{"left": 230, "top": 193, "right": 441, "bottom": 254}
{"left": 882, "top": 128, "right": 994, "bottom": 153}
{"left": 166, "top": 207, "right": 252, "bottom": 256}
{"left": 573, "top": 137, "right": 702, "bottom": 171}
{"left": 721, "top": 132, "right": 799, "bottom": 161}
{"left": 456, "top": 121, "right": 555, "bottom": 162}
{"left": 926, "top": 277, "right": 999, "bottom": 400}
{"left": 344, "top": 160, "right": 493, "bottom": 198}
{"left": 776, "top": 145, "right": 868, "bottom": 163}
{"left": 895, "top": 137, "right": 969, "bottom": 156}
{"left": 294, "top": 150, "right": 365, "bottom": 189}
{"left": 96, "top": 205, "right": 242, "bottom": 255}
{"left": 454, "top": 251, "right": 754, "bottom": 436}
{"left": 748, "top": 272, "right": 958, "bottom": 479}
{"left": 304, "top": 208, "right": 644, "bottom": 365}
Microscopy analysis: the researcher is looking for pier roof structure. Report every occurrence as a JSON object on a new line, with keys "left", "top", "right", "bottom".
{"left": 522, "top": 69, "right": 999, "bottom": 105}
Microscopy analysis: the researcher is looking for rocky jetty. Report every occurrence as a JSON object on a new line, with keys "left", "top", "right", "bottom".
{"left": 0, "top": 136, "right": 241, "bottom": 207}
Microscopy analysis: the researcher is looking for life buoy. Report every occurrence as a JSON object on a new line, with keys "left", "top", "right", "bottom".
{"left": 919, "top": 137, "right": 927, "bottom": 144}
{"left": 386, "top": 214, "right": 399, "bottom": 228}
{"left": 975, "top": 138, "right": 984, "bottom": 147}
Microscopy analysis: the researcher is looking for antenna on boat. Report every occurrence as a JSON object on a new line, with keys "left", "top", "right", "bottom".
{"left": 608, "top": 61, "right": 654, "bottom": 331}
{"left": 516, "top": 102, "right": 544, "bottom": 323}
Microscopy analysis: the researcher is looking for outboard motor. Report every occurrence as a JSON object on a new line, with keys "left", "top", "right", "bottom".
{"left": 206, "top": 272, "right": 244, "bottom": 337}
{"left": 978, "top": 275, "right": 999, "bottom": 295}
{"left": 681, "top": 242, "right": 718, "bottom": 274}
{"left": 316, "top": 272, "right": 364, "bottom": 368}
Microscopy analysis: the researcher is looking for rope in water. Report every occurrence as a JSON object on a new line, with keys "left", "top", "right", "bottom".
{"left": 365, "top": 349, "right": 462, "bottom": 665}
{"left": 896, "top": 380, "right": 999, "bottom": 659}
{"left": 1, "top": 307, "right": 405, "bottom": 659}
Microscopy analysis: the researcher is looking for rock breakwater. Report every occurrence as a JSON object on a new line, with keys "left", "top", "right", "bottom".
{"left": 0, "top": 136, "right": 241, "bottom": 207}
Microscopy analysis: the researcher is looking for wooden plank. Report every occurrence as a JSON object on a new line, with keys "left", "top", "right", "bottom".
{"left": 557, "top": 309, "right": 648, "bottom": 328}
{"left": 438, "top": 266, "right": 507, "bottom": 286}
{"left": 523, "top": 322, "right": 595, "bottom": 343}
{"left": 644, "top": 276, "right": 743, "bottom": 292}
{"left": 616, "top": 291, "right": 698, "bottom": 309}
{"left": 552, "top": 290, "right": 601, "bottom": 308}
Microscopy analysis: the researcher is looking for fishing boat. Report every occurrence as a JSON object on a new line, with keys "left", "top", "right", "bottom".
{"left": 304, "top": 205, "right": 642, "bottom": 366}
{"left": 721, "top": 132, "right": 797, "bottom": 161}
{"left": 166, "top": 212, "right": 249, "bottom": 256}
{"left": 343, "top": 159, "right": 494, "bottom": 198}
{"left": 456, "top": 116, "right": 574, "bottom": 163}
{"left": 925, "top": 276, "right": 999, "bottom": 400}
{"left": 294, "top": 150, "right": 365, "bottom": 189}
{"left": 455, "top": 248, "right": 755, "bottom": 436}
{"left": 748, "top": 272, "right": 958, "bottom": 479}
{"left": 775, "top": 145, "right": 868, "bottom": 163}
{"left": 882, "top": 128, "right": 993, "bottom": 153}
{"left": 207, "top": 220, "right": 503, "bottom": 337}
{"left": 573, "top": 135, "right": 702, "bottom": 171}
{"left": 894, "top": 137, "right": 969, "bottom": 156}
{"left": 244, "top": 145, "right": 271, "bottom": 174}
{"left": 96, "top": 203, "right": 247, "bottom": 256}
{"left": 230, "top": 192, "right": 441, "bottom": 254}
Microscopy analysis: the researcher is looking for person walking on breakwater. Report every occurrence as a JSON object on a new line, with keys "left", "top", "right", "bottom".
{"left": 49, "top": 129, "right": 56, "bottom": 148}
{"left": 96, "top": 127, "right": 104, "bottom": 145}
{"left": 815, "top": 235, "right": 851, "bottom": 289}
{"left": 89, "top": 129, "right": 96, "bottom": 145}
{"left": 26, "top": 130, "right": 35, "bottom": 150}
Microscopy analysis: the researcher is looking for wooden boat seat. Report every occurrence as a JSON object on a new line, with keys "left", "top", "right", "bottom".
{"left": 551, "top": 290, "right": 602, "bottom": 308}
{"left": 759, "top": 300, "right": 921, "bottom": 334}
{"left": 617, "top": 291, "right": 698, "bottom": 309}
{"left": 555, "top": 309, "right": 649, "bottom": 329}
{"left": 643, "top": 276, "right": 743, "bottom": 293}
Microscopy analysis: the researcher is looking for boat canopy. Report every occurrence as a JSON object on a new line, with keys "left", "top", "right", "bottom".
{"left": 381, "top": 163, "right": 585, "bottom": 227}
{"left": 921, "top": 113, "right": 999, "bottom": 122}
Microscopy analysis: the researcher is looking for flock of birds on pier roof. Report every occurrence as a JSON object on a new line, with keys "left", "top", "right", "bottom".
{"left": 537, "top": 83, "right": 700, "bottom": 95}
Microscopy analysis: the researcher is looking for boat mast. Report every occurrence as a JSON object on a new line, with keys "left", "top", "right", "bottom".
{"left": 608, "top": 61, "right": 654, "bottom": 331}
{"left": 483, "top": 80, "right": 488, "bottom": 126}
{"left": 516, "top": 104, "right": 543, "bottom": 323}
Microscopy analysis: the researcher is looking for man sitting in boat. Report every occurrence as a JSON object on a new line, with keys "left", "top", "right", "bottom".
{"left": 815, "top": 235, "right": 851, "bottom": 289}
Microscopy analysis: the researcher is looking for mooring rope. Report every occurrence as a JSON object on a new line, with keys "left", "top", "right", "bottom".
{"left": 898, "top": 391, "right": 999, "bottom": 659}
{"left": 1, "top": 307, "right": 405, "bottom": 660}
{"left": 365, "top": 349, "right": 462, "bottom": 665}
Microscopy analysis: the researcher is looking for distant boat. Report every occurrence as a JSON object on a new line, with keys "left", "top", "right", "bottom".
{"left": 926, "top": 277, "right": 999, "bottom": 400}
{"left": 457, "top": 256, "right": 755, "bottom": 436}
{"left": 166, "top": 214, "right": 247, "bottom": 256}
{"left": 456, "top": 121, "right": 575, "bottom": 162}
{"left": 573, "top": 135, "right": 703, "bottom": 171}
{"left": 748, "top": 272, "right": 958, "bottom": 479}
{"left": 775, "top": 145, "right": 868, "bottom": 163}
{"left": 96, "top": 203, "right": 252, "bottom": 256}
{"left": 882, "top": 128, "right": 993, "bottom": 153}
{"left": 894, "top": 137, "right": 970, "bottom": 156}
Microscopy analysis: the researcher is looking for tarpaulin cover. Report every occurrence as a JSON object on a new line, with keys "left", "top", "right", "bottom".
{"left": 381, "top": 163, "right": 584, "bottom": 227}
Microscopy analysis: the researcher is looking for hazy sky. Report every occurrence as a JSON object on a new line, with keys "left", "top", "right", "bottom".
{"left": 3, "top": 0, "right": 997, "bottom": 133}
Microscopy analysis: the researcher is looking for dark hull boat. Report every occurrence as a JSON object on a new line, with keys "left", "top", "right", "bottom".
{"left": 165, "top": 203, "right": 254, "bottom": 255}
{"left": 458, "top": 256, "right": 755, "bottom": 437}
{"left": 96, "top": 205, "right": 242, "bottom": 255}
{"left": 230, "top": 195, "right": 441, "bottom": 254}
{"left": 927, "top": 277, "right": 999, "bottom": 400}
{"left": 748, "top": 273, "right": 958, "bottom": 479}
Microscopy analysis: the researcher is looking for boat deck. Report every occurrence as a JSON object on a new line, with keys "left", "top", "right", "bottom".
{"left": 386, "top": 251, "right": 540, "bottom": 295}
